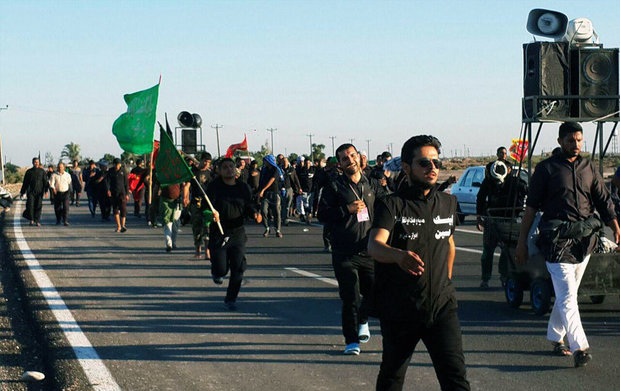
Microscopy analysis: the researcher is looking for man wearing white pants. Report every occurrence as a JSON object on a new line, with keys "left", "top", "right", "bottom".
{"left": 546, "top": 255, "right": 590, "bottom": 353}
{"left": 516, "top": 122, "right": 619, "bottom": 368}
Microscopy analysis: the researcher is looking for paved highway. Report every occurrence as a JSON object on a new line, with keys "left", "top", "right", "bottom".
{"left": 4, "top": 200, "right": 619, "bottom": 391}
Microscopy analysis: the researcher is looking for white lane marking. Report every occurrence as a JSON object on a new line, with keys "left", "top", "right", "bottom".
{"left": 285, "top": 246, "right": 498, "bottom": 284}
{"left": 456, "top": 228, "right": 482, "bottom": 235}
{"left": 284, "top": 267, "right": 338, "bottom": 286}
{"left": 13, "top": 201, "right": 122, "bottom": 391}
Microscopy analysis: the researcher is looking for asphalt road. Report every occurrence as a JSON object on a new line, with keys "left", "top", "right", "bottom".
{"left": 1, "top": 199, "right": 619, "bottom": 391}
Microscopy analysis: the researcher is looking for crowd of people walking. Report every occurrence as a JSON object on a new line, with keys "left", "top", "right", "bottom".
{"left": 17, "top": 123, "right": 619, "bottom": 390}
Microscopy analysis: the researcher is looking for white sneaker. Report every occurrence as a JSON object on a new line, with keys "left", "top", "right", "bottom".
{"left": 344, "top": 342, "right": 360, "bottom": 355}
{"left": 358, "top": 323, "right": 370, "bottom": 343}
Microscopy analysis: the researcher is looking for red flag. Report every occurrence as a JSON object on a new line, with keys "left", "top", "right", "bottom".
{"left": 224, "top": 135, "right": 248, "bottom": 158}
{"left": 509, "top": 138, "right": 529, "bottom": 163}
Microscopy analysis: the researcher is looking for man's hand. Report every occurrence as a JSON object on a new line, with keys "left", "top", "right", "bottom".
{"left": 476, "top": 216, "right": 484, "bottom": 232}
{"left": 396, "top": 250, "right": 425, "bottom": 276}
{"left": 254, "top": 212, "right": 262, "bottom": 224}
{"left": 212, "top": 210, "right": 220, "bottom": 223}
{"left": 515, "top": 242, "right": 528, "bottom": 265}
{"left": 347, "top": 200, "right": 366, "bottom": 215}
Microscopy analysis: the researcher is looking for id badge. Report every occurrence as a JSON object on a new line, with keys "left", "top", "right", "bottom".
{"left": 357, "top": 206, "right": 370, "bottom": 222}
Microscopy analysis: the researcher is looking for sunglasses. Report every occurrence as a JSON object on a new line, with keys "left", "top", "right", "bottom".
{"left": 415, "top": 158, "right": 442, "bottom": 169}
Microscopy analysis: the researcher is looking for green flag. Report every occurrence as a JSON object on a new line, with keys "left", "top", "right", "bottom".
{"left": 112, "top": 83, "right": 159, "bottom": 154}
{"left": 155, "top": 125, "right": 194, "bottom": 187}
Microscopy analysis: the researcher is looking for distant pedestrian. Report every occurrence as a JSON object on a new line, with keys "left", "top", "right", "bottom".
{"left": 20, "top": 157, "right": 48, "bottom": 226}
{"left": 295, "top": 157, "right": 315, "bottom": 224}
{"left": 46, "top": 164, "right": 55, "bottom": 204}
{"left": 476, "top": 150, "right": 528, "bottom": 289}
{"left": 69, "top": 160, "right": 83, "bottom": 207}
{"left": 106, "top": 158, "right": 129, "bottom": 232}
{"left": 280, "top": 157, "right": 300, "bottom": 226}
{"left": 190, "top": 152, "right": 214, "bottom": 259}
{"left": 159, "top": 179, "right": 190, "bottom": 252}
{"left": 129, "top": 158, "right": 147, "bottom": 217}
{"left": 49, "top": 162, "right": 72, "bottom": 226}
{"left": 258, "top": 154, "right": 284, "bottom": 238}
{"left": 82, "top": 160, "right": 100, "bottom": 217}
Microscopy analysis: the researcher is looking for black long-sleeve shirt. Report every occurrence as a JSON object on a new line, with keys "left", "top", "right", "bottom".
{"left": 317, "top": 174, "right": 376, "bottom": 255}
{"left": 206, "top": 177, "right": 257, "bottom": 234}
{"left": 20, "top": 166, "right": 48, "bottom": 195}
{"left": 527, "top": 154, "right": 616, "bottom": 224}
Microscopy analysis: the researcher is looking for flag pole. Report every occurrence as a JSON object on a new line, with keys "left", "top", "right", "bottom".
{"left": 192, "top": 176, "right": 224, "bottom": 235}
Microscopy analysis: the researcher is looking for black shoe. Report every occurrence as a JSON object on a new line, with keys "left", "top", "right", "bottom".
{"left": 479, "top": 280, "right": 489, "bottom": 290}
{"left": 224, "top": 300, "right": 237, "bottom": 311}
{"left": 64, "top": 221, "right": 69, "bottom": 226}
{"left": 166, "top": 246, "right": 172, "bottom": 252}
{"left": 56, "top": 220, "right": 61, "bottom": 225}
{"left": 120, "top": 226, "right": 127, "bottom": 233}
{"left": 573, "top": 350, "right": 592, "bottom": 367}
{"left": 213, "top": 276, "right": 224, "bottom": 285}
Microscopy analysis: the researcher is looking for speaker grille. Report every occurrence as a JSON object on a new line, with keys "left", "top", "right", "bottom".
{"left": 522, "top": 42, "right": 570, "bottom": 122}
{"left": 182, "top": 129, "right": 197, "bottom": 154}
{"left": 571, "top": 48, "right": 619, "bottom": 121}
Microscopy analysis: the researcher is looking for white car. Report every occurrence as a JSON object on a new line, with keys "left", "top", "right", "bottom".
{"left": 451, "top": 166, "right": 485, "bottom": 223}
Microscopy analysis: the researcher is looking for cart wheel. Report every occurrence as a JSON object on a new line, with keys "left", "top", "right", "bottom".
{"left": 505, "top": 277, "right": 523, "bottom": 308}
{"left": 531, "top": 278, "right": 552, "bottom": 316}
{"left": 589, "top": 295, "right": 605, "bottom": 304}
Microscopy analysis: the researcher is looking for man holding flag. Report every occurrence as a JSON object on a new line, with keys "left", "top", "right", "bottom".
{"left": 155, "top": 121, "right": 195, "bottom": 251}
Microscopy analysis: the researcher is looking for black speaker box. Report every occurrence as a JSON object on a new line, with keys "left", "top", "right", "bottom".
{"left": 523, "top": 42, "right": 571, "bottom": 121}
{"left": 182, "top": 129, "right": 197, "bottom": 154}
{"left": 570, "top": 48, "right": 619, "bottom": 121}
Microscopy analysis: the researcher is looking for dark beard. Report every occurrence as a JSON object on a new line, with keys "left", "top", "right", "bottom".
{"left": 409, "top": 175, "right": 435, "bottom": 190}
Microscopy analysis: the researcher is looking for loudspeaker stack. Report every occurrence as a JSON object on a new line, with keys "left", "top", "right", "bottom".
{"left": 523, "top": 42, "right": 619, "bottom": 122}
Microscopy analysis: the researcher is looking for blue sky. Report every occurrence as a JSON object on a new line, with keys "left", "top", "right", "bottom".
{"left": 0, "top": 0, "right": 619, "bottom": 167}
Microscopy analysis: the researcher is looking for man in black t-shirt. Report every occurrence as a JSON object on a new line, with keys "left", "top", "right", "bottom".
{"left": 368, "top": 135, "right": 470, "bottom": 391}
{"left": 207, "top": 158, "right": 262, "bottom": 310}
{"left": 258, "top": 154, "right": 283, "bottom": 237}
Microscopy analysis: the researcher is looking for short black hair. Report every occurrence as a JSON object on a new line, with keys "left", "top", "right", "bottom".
{"left": 335, "top": 143, "right": 356, "bottom": 157}
{"left": 197, "top": 151, "right": 212, "bottom": 161}
{"left": 401, "top": 135, "right": 442, "bottom": 166}
{"left": 559, "top": 122, "right": 583, "bottom": 138}
{"left": 496, "top": 146, "right": 507, "bottom": 154}
{"left": 381, "top": 151, "right": 392, "bottom": 160}
{"left": 219, "top": 157, "right": 235, "bottom": 166}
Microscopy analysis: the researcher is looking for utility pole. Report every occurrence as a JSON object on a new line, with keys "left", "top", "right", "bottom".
{"left": 266, "top": 128, "right": 277, "bottom": 154}
{"left": 365, "top": 139, "right": 371, "bottom": 157}
{"left": 0, "top": 105, "right": 7, "bottom": 185}
{"left": 211, "top": 124, "right": 223, "bottom": 157}
{"left": 329, "top": 136, "right": 336, "bottom": 156}
{"left": 306, "top": 133, "right": 314, "bottom": 161}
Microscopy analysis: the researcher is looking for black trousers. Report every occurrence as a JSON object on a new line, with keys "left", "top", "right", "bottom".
{"left": 53, "top": 191, "right": 70, "bottom": 223}
{"left": 377, "top": 302, "right": 470, "bottom": 391}
{"left": 332, "top": 252, "right": 375, "bottom": 344}
{"left": 26, "top": 192, "right": 44, "bottom": 223}
{"left": 209, "top": 229, "right": 247, "bottom": 303}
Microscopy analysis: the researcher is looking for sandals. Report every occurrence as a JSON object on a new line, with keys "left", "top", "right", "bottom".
{"left": 553, "top": 342, "right": 571, "bottom": 356}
